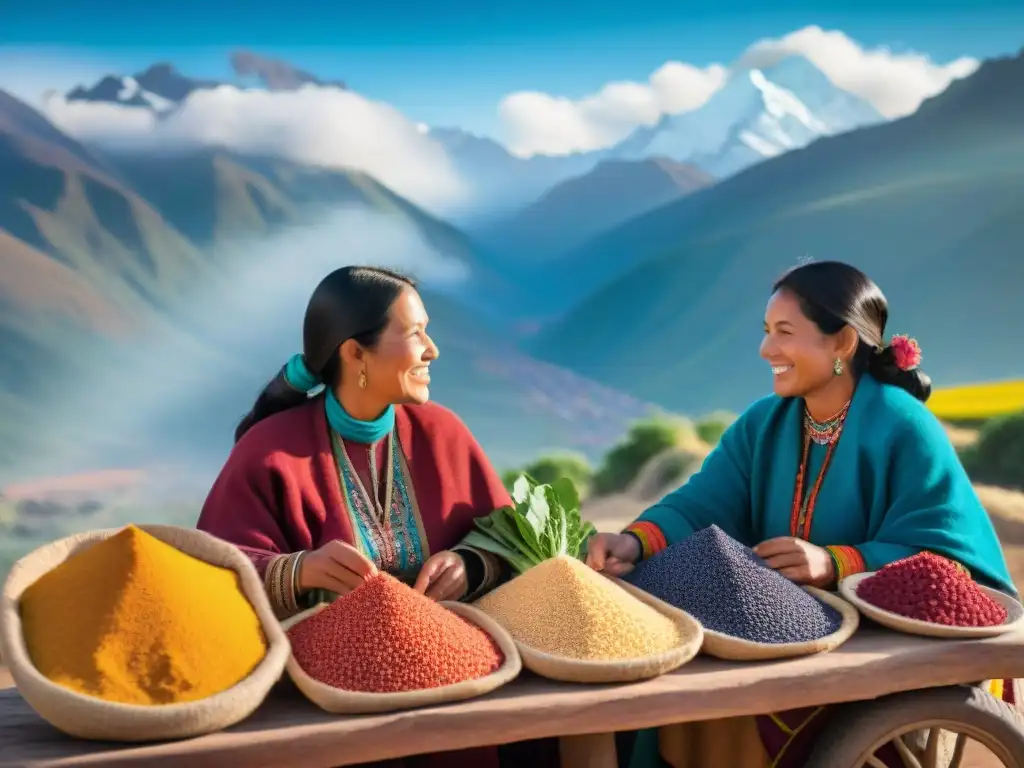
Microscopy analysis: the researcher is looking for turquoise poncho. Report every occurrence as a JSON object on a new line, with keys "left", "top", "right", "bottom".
{"left": 636, "top": 373, "right": 1014, "bottom": 594}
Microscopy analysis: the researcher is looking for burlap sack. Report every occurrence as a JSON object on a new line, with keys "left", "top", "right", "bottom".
{"left": 841, "top": 572, "right": 1024, "bottom": 639}
{"left": 700, "top": 586, "right": 860, "bottom": 661}
{"left": 281, "top": 601, "right": 522, "bottom": 714}
{"left": 0, "top": 524, "right": 290, "bottom": 742}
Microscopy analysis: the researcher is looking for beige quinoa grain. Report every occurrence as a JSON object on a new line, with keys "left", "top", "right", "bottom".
{"left": 475, "top": 555, "right": 682, "bottom": 661}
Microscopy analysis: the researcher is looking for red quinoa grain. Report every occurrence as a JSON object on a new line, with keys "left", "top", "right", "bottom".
{"left": 287, "top": 573, "right": 504, "bottom": 693}
{"left": 856, "top": 552, "right": 1008, "bottom": 627}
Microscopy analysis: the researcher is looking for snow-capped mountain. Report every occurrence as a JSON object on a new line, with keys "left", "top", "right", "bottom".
{"left": 65, "top": 64, "right": 220, "bottom": 113}
{"left": 64, "top": 52, "right": 345, "bottom": 115}
{"left": 614, "top": 55, "right": 885, "bottom": 177}
{"left": 764, "top": 55, "right": 884, "bottom": 128}
{"left": 57, "top": 53, "right": 889, "bottom": 220}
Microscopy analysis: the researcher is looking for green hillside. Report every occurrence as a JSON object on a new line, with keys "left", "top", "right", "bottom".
{"left": 530, "top": 50, "right": 1024, "bottom": 413}
{"left": 477, "top": 158, "right": 714, "bottom": 263}
{"left": 105, "top": 150, "right": 485, "bottom": 265}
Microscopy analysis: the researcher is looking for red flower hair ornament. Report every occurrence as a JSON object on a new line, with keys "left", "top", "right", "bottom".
{"left": 888, "top": 334, "right": 922, "bottom": 371}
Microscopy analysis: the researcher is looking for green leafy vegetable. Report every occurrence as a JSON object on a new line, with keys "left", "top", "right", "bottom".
{"left": 462, "top": 474, "right": 597, "bottom": 574}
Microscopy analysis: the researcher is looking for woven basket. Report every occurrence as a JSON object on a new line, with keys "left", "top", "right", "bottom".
{"left": 0, "top": 524, "right": 290, "bottom": 742}
{"left": 281, "top": 600, "right": 521, "bottom": 714}
{"left": 510, "top": 577, "right": 704, "bottom": 684}
{"left": 840, "top": 571, "right": 1024, "bottom": 639}
{"left": 699, "top": 587, "right": 860, "bottom": 661}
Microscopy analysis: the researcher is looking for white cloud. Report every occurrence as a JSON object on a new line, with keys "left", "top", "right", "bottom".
{"left": 499, "top": 62, "right": 727, "bottom": 157}
{"left": 44, "top": 97, "right": 158, "bottom": 139}
{"left": 41, "top": 85, "right": 468, "bottom": 215}
{"left": 211, "top": 207, "right": 472, "bottom": 291}
{"left": 737, "top": 26, "right": 978, "bottom": 118}
{"left": 12, "top": 207, "right": 470, "bottom": 484}
{"left": 498, "top": 25, "right": 979, "bottom": 156}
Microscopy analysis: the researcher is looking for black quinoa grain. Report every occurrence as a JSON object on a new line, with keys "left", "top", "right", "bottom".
{"left": 625, "top": 525, "right": 843, "bottom": 643}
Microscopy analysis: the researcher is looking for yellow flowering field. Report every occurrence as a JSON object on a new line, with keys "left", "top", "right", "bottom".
{"left": 929, "top": 380, "right": 1024, "bottom": 421}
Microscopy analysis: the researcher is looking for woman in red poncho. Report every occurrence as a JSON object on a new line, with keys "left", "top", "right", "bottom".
{"left": 198, "top": 265, "right": 558, "bottom": 768}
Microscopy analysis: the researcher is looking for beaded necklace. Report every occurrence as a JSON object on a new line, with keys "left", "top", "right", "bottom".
{"left": 790, "top": 400, "right": 851, "bottom": 540}
{"left": 804, "top": 402, "right": 849, "bottom": 446}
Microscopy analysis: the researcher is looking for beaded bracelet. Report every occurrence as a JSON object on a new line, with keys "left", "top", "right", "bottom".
{"left": 264, "top": 551, "right": 305, "bottom": 618}
{"left": 290, "top": 551, "right": 307, "bottom": 603}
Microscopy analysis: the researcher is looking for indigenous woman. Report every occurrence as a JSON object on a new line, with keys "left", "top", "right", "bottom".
{"left": 198, "top": 265, "right": 558, "bottom": 768}
{"left": 586, "top": 261, "right": 1016, "bottom": 768}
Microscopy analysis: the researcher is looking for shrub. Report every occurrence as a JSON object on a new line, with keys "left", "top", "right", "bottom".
{"left": 502, "top": 452, "right": 594, "bottom": 498}
{"left": 695, "top": 411, "right": 735, "bottom": 447}
{"left": 592, "top": 415, "right": 694, "bottom": 496}
{"left": 630, "top": 447, "right": 705, "bottom": 500}
{"left": 959, "top": 411, "right": 1024, "bottom": 491}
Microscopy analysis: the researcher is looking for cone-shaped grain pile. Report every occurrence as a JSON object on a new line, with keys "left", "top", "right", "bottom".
{"left": 857, "top": 551, "right": 1007, "bottom": 627}
{"left": 475, "top": 554, "right": 683, "bottom": 660}
{"left": 288, "top": 573, "right": 503, "bottom": 693}
{"left": 626, "top": 525, "right": 842, "bottom": 643}
{"left": 19, "top": 525, "right": 267, "bottom": 705}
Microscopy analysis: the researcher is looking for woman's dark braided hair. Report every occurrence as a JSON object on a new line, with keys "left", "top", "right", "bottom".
{"left": 773, "top": 261, "right": 931, "bottom": 402}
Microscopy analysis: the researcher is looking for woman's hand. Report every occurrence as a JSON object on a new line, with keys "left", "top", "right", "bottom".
{"left": 297, "top": 540, "right": 378, "bottom": 595}
{"left": 413, "top": 551, "right": 468, "bottom": 601}
{"left": 585, "top": 532, "right": 642, "bottom": 577}
{"left": 753, "top": 537, "right": 835, "bottom": 587}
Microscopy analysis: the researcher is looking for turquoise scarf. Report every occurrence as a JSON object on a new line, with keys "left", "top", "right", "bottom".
{"left": 325, "top": 390, "right": 394, "bottom": 444}
{"left": 283, "top": 352, "right": 394, "bottom": 444}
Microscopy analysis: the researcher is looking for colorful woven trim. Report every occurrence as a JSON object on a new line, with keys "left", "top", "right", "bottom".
{"left": 264, "top": 551, "right": 306, "bottom": 619}
{"left": 825, "top": 545, "right": 867, "bottom": 583}
{"left": 625, "top": 521, "right": 668, "bottom": 560}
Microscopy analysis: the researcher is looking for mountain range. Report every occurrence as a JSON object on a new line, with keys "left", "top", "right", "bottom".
{"left": 64, "top": 53, "right": 346, "bottom": 114}
{"left": 0, "top": 90, "right": 657, "bottom": 485}
{"left": 529, "top": 48, "right": 1024, "bottom": 413}
{"left": 614, "top": 56, "right": 884, "bottom": 177}
{"left": 449, "top": 55, "right": 885, "bottom": 251}
{"left": 2, "top": 45, "right": 1020, "bottom": 489}
{"left": 58, "top": 52, "right": 888, "bottom": 225}
{"left": 476, "top": 158, "right": 714, "bottom": 264}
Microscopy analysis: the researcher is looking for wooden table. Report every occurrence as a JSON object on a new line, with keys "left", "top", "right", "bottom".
{"left": 3, "top": 629, "right": 1024, "bottom": 768}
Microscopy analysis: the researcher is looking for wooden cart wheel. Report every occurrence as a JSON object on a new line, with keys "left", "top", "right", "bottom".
{"left": 804, "top": 686, "right": 1024, "bottom": 768}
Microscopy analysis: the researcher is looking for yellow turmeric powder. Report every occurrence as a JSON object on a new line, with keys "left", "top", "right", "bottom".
{"left": 19, "top": 525, "right": 267, "bottom": 705}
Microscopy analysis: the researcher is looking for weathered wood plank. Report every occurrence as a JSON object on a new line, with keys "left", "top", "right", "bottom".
{"left": 2, "top": 629, "right": 1023, "bottom": 767}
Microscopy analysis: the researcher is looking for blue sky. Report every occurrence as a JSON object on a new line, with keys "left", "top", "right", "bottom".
{"left": 2, "top": 0, "right": 1022, "bottom": 136}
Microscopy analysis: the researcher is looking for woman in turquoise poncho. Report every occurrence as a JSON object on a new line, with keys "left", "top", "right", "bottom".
{"left": 586, "top": 261, "right": 1016, "bottom": 768}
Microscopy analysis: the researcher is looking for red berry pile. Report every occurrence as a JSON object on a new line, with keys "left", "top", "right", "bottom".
{"left": 288, "top": 573, "right": 503, "bottom": 693}
{"left": 856, "top": 552, "right": 1008, "bottom": 627}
